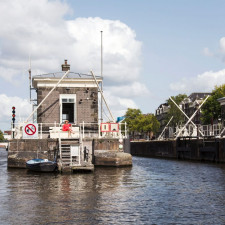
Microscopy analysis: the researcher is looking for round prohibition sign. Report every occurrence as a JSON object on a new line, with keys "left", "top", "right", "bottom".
{"left": 25, "top": 124, "right": 37, "bottom": 135}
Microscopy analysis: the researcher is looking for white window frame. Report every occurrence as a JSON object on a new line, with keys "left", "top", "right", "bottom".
{"left": 60, "top": 94, "right": 76, "bottom": 124}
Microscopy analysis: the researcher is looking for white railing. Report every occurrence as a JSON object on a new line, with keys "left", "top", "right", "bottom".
{"left": 200, "top": 124, "right": 222, "bottom": 137}
{"left": 173, "top": 123, "right": 224, "bottom": 138}
{"left": 11, "top": 122, "right": 127, "bottom": 140}
{"left": 79, "top": 122, "right": 127, "bottom": 139}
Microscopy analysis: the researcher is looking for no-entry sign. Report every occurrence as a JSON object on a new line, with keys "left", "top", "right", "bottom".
{"left": 23, "top": 123, "right": 38, "bottom": 139}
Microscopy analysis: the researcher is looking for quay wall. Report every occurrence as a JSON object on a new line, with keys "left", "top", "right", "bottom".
{"left": 130, "top": 138, "right": 225, "bottom": 163}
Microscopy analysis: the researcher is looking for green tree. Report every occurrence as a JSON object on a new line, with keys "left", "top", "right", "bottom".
{"left": 137, "top": 114, "right": 160, "bottom": 137}
{"left": 124, "top": 108, "right": 142, "bottom": 137}
{"left": 166, "top": 94, "right": 187, "bottom": 127}
{"left": 201, "top": 84, "right": 225, "bottom": 124}
{"left": 0, "top": 130, "right": 4, "bottom": 141}
{"left": 124, "top": 108, "right": 160, "bottom": 139}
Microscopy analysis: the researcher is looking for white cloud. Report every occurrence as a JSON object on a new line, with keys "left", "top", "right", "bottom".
{"left": 66, "top": 17, "right": 142, "bottom": 82}
{"left": 219, "top": 37, "right": 225, "bottom": 53}
{"left": 203, "top": 47, "right": 213, "bottom": 57}
{"left": 106, "top": 81, "right": 150, "bottom": 98}
{"left": 0, "top": 1, "right": 142, "bottom": 82}
{"left": 204, "top": 37, "right": 225, "bottom": 61}
{"left": 170, "top": 68, "right": 225, "bottom": 93}
{"left": 102, "top": 91, "right": 138, "bottom": 120}
{"left": 0, "top": 0, "right": 145, "bottom": 128}
{"left": 0, "top": 94, "right": 32, "bottom": 129}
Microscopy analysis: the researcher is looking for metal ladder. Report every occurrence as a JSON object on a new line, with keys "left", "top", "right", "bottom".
{"left": 59, "top": 137, "right": 80, "bottom": 168}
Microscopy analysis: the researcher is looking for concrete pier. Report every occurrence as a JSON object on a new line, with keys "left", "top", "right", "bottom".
{"left": 93, "top": 138, "right": 132, "bottom": 167}
{"left": 7, "top": 137, "right": 132, "bottom": 171}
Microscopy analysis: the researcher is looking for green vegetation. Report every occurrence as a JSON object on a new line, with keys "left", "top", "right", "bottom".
{"left": 0, "top": 130, "right": 4, "bottom": 141}
{"left": 166, "top": 94, "right": 187, "bottom": 127}
{"left": 201, "top": 84, "right": 225, "bottom": 124}
{"left": 124, "top": 108, "right": 160, "bottom": 138}
{"left": 136, "top": 113, "right": 160, "bottom": 136}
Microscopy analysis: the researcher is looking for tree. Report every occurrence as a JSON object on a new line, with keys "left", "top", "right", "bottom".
{"left": 0, "top": 130, "right": 4, "bottom": 141}
{"left": 201, "top": 84, "right": 225, "bottom": 124}
{"left": 124, "top": 108, "right": 142, "bottom": 138}
{"left": 137, "top": 114, "right": 160, "bottom": 138}
{"left": 166, "top": 94, "right": 187, "bottom": 127}
{"left": 124, "top": 108, "right": 160, "bottom": 139}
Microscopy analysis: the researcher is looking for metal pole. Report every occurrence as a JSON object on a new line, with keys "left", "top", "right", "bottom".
{"left": 25, "top": 70, "right": 70, "bottom": 123}
{"left": 176, "top": 95, "right": 209, "bottom": 139}
{"left": 100, "top": 31, "right": 103, "bottom": 123}
{"left": 12, "top": 121, "right": 15, "bottom": 139}
{"left": 90, "top": 71, "right": 114, "bottom": 121}
{"left": 40, "top": 123, "right": 42, "bottom": 139}
{"left": 99, "top": 122, "right": 101, "bottom": 138}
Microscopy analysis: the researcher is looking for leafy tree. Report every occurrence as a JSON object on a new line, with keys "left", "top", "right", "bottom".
{"left": 166, "top": 94, "right": 187, "bottom": 127}
{"left": 124, "top": 108, "right": 160, "bottom": 138}
{"left": 201, "top": 84, "right": 225, "bottom": 124}
{"left": 124, "top": 108, "right": 142, "bottom": 137}
{"left": 0, "top": 130, "right": 4, "bottom": 141}
{"left": 137, "top": 114, "right": 160, "bottom": 137}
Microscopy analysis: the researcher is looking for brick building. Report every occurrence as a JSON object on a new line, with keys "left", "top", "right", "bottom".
{"left": 32, "top": 60, "right": 102, "bottom": 129}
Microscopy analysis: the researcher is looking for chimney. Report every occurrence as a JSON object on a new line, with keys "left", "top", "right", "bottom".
{"left": 61, "top": 59, "right": 70, "bottom": 71}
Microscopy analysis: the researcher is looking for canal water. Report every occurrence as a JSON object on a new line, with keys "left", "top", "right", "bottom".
{"left": 1, "top": 149, "right": 225, "bottom": 225}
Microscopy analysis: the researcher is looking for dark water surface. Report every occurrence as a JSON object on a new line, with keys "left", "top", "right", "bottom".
{"left": 1, "top": 149, "right": 225, "bottom": 225}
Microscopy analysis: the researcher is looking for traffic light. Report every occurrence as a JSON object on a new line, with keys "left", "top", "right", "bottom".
{"left": 12, "top": 106, "right": 15, "bottom": 122}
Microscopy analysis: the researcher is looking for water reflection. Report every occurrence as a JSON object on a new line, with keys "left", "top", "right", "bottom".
{"left": 1, "top": 149, "right": 225, "bottom": 224}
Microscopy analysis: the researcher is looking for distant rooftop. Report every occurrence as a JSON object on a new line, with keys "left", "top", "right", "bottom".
{"left": 188, "top": 92, "right": 211, "bottom": 102}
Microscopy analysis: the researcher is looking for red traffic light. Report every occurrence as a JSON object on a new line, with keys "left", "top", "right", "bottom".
{"left": 12, "top": 106, "right": 16, "bottom": 110}
{"left": 12, "top": 114, "right": 15, "bottom": 118}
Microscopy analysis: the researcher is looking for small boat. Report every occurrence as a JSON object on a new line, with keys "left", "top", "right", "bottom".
{"left": 26, "top": 158, "right": 57, "bottom": 172}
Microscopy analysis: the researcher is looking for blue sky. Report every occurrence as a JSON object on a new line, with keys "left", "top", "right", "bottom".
{"left": 1, "top": 0, "right": 225, "bottom": 130}
{"left": 67, "top": 0, "right": 225, "bottom": 107}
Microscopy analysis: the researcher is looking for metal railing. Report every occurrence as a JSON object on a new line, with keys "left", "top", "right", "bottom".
{"left": 158, "top": 123, "right": 224, "bottom": 140}
{"left": 10, "top": 121, "right": 127, "bottom": 140}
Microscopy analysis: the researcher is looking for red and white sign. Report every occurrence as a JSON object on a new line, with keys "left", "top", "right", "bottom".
{"left": 100, "top": 123, "right": 119, "bottom": 132}
{"left": 23, "top": 123, "right": 38, "bottom": 139}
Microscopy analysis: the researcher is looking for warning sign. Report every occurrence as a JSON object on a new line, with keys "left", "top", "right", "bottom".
{"left": 100, "top": 123, "right": 119, "bottom": 132}
{"left": 101, "top": 123, "right": 110, "bottom": 132}
{"left": 23, "top": 123, "right": 38, "bottom": 139}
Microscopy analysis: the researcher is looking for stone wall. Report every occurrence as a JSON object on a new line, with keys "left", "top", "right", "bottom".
{"left": 8, "top": 139, "right": 58, "bottom": 168}
{"left": 93, "top": 138, "right": 121, "bottom": 151}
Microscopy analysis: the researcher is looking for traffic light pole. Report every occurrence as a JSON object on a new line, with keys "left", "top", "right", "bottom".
{"left": 12, "top": 121, "right": 15, "bottom": 139}
{"left": 12, "top": 106, "right": 15, "bottom": 139}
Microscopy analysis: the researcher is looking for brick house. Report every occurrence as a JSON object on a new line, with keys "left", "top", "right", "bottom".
{"left": 32, "top": 60, "right": 102, "bottom": 131}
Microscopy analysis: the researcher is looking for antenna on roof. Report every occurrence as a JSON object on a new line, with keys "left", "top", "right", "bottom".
{"left": 100, "top": 30, "right": 103, "bottom": 123}
{"left": 29, "top": 55, "right": 32, "bottom": 103}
